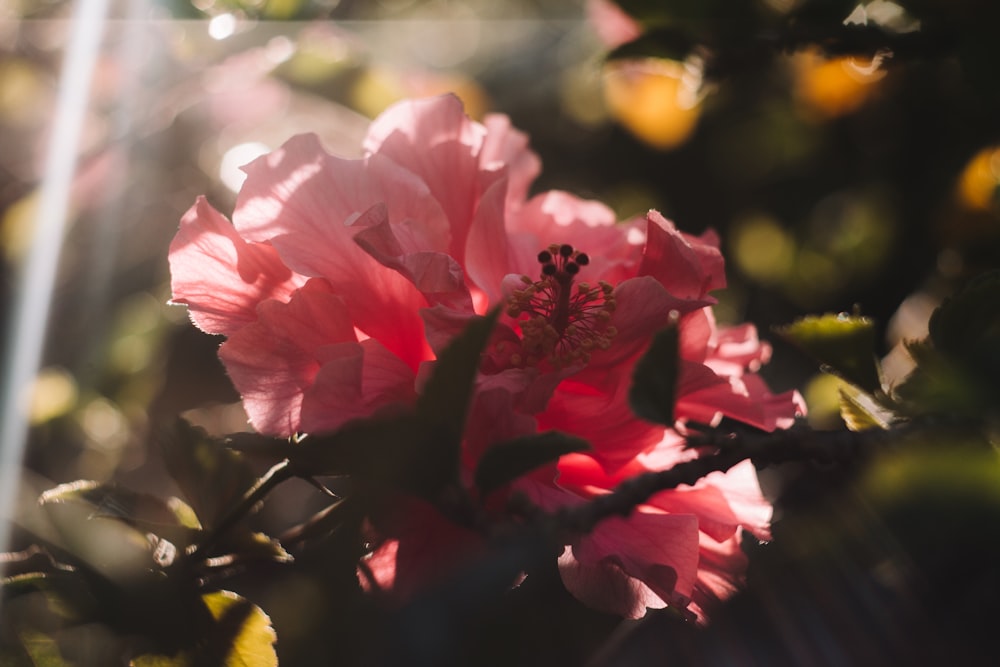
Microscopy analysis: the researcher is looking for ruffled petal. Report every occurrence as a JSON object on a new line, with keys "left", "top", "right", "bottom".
{"left": 232, "top": 136, "right": 442, "bottom": 367}
{"left": 507, "top": 191, "right": 644, "bottom": 287}
{"left": 648, "top": 460, "right": 773, "bottom": 543}
{"left": 299, "top": 338, "right": 417, "bottom": 434}
{"left": 479, "top": 112, "right": 541, "bottom": 210}
{"left": 539, "top": 377, "right": 664, "bottom": 470}
{"left": 677, "top": 367, "right": 805, "bottom": 431}
{"left": 363, "top": 95, "right": 490, "bottom": 263}
{"left": 584, "top": 276, "right": 711, "bottom": 376}
{"left": 168, "top": 196, "right": 305, "bottom": 335}
{"left": 568, "top": 509, "right": 700, "bottom": 617}
{"left": 218, "top": 279, "right": 356, "bottom": 436}
{"left": 639, "top": 210, "right": 725, "bottom": 299}
{"left": 687, "top": 532, "right": 750, "bottom": 624}
{"left": 464, "top": 175, "right": 512, "bottom": 304}
{"left": 353, "top": 207, "right": 473, "bottom": 311}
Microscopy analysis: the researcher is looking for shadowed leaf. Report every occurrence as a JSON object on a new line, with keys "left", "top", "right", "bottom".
{"left": 416, "top": 307, "right": 500, "bottom": 441}
{"left": 38, "top": 481, "right": 201, "bottom": 551}
{"left": 158, "top": 420, "right": 257, "bottom": 530}
{"left": 131, "top": 591, "right": 277, "bottom": 667}
{"left": 475, "top": 432, "right": 591, "bottom": 497}
{"left": 629, "top": 324, "right": 680, "bottom": 426}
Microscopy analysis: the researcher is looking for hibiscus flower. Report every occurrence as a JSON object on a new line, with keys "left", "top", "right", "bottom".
{"left": 169, "top": 94, "right": 803, "bottom": 621}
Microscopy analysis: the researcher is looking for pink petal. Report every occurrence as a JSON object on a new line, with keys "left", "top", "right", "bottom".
{"left": 507, "top": 191, "right": 643, "bottom": 286}
{"left": 218, "top": 279, "right": 356, "bottom": 436}
{"left": 687, "top": 532, "right": 750, "bottom": 623}
{"left": 569, "top": 508, "right": 700, "bottom": 617}
{"left": 463, "top": 175, "right": 512, "bottom": 304}
{"left": 168, "top": 196, "right": 305, "bottom": 335}
{"left": 539, "top": 377, "right": 665, "bottom": 470}
{"left": 232, "top": 135, "right": 445, "bottom": 367}
{"left": 480, "top": 112, "right": 541, "bottom": 209}
{"left": 706, "top": 322, "right": 772, "bottom": 376}
{"left": 299, "top": 338, "right": 417, "bottom": 435}
{"left": 639, "top": 211, "right": 725, "bottom": 300}
{"left": 557, "top": 548, "right": 669, "bottom": 619}
{"left": 353, "top": 208, "right": 473, "bottom": 311}
{"left": 677, "top": 369, "right": 805, "bottom": 432}
{"left": 362, "top": 95, "right": 490, "bottom": 263}
{"left": 648, "top": 460, "right": 773, "bottom": 543}
{"left": 584, "top": 276, "right": 711, "bottom": 375}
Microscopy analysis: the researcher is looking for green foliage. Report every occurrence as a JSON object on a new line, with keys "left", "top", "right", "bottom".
{"left": 158, "top": 420, "right": 258, "bottom": 531}
{"left": 776, "top": 313, "right": 882, "bottom": 394}
{"left": 416, "top": 307, "right": 501, "bottom": 445}
{"left": 892, "top": 272, "right": 1000, "bottom": 420}
{"left": 927, "top": 270, "right": 1000, "bottom": 380}
{"left": 474, "top": 432, "right": 590, "bottom": 497}
{"left": 38, "top": 480, "right": 201, "bottom": 554}
{"left": 629, "top": 324, "right": 680, "bottom": 426}
{"left": 131, "top": 591, "right": 277, "bottom": 667}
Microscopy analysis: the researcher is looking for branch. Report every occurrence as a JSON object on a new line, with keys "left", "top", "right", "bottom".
{"left": 187, "top": 459, "right": 294, "bottom": 563}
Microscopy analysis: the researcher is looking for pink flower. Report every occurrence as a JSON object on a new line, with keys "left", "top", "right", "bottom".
{"left": 169, "top": 94, "right": 803, "bottom": 619}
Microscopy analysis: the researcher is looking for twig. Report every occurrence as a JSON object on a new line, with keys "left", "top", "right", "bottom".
{"left": 187, "top": 459, "right": 294, "bottom": 563}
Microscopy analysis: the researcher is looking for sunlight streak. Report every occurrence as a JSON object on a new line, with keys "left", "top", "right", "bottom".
{"left": 0, "top": 0, "right": 110, "bottom": 568}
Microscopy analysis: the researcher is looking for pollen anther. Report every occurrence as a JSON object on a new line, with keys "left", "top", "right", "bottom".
{"left": 505, "top": 244, "right": 618, "bottom": 369}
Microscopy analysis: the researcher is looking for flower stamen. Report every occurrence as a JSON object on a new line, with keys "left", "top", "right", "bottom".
{"left": 505, "top": 244, "right": 617, "bottom": 368}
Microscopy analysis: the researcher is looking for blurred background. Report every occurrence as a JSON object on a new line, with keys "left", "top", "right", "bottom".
{"left": 2, "top": 0, "right": 999, "bottom": 664}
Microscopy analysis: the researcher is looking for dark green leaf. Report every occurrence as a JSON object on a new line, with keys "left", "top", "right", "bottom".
{"left": 629, "top": 324, "right": 680, "bottom": 426}
{"left": 928, "top": 270, "right": 1000, "bottom": 378}
{"left": 892, "top": 341, "right": 987, "bottom": 419}
{"left": 157, "top": 419, "right": 257, "bottom": 529}
{"left": 776, "top": 313, "right": 882, "bottom": 393}
{"left": 474, "top": 432, "right": 591, "bottom": 497}
{"left": 416, "top": 307, "right": 500, "bottom": 441}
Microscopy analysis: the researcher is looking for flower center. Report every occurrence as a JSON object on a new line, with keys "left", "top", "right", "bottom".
{"left": 504, "top": 244, "right": 617, "bottom": 368}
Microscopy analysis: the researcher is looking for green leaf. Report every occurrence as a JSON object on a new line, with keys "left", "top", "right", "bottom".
{"left": 776, "top": 313, "right": 882, "bottom": 393}
{"left": 19, "top": 629, "right": 68, "bottom": 667}
{"left": 416, "top": 307, "right": 500, "bottom": 441}
{"left": 629, "top": 324, "right": 680, "bottom": 426}
{"left": 892, "top": 340, "right": 987, "bottom": 419}
{"left": 131, "top": 591, "right": 277, "bottom": 667}
{"left": 38, "top": 480, "right": 201, "bottom": 551}
{"left": 474, "top": 432, "right": 591, "bottom": 497}
{"left": 2, "top": 570, "right": 103, "bottom": 622}
{"left": 157, "top": 420, "right": 258, "bottom": 530}
{"left": 927, "top": 270, "right": 1000, "bottom": 378}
